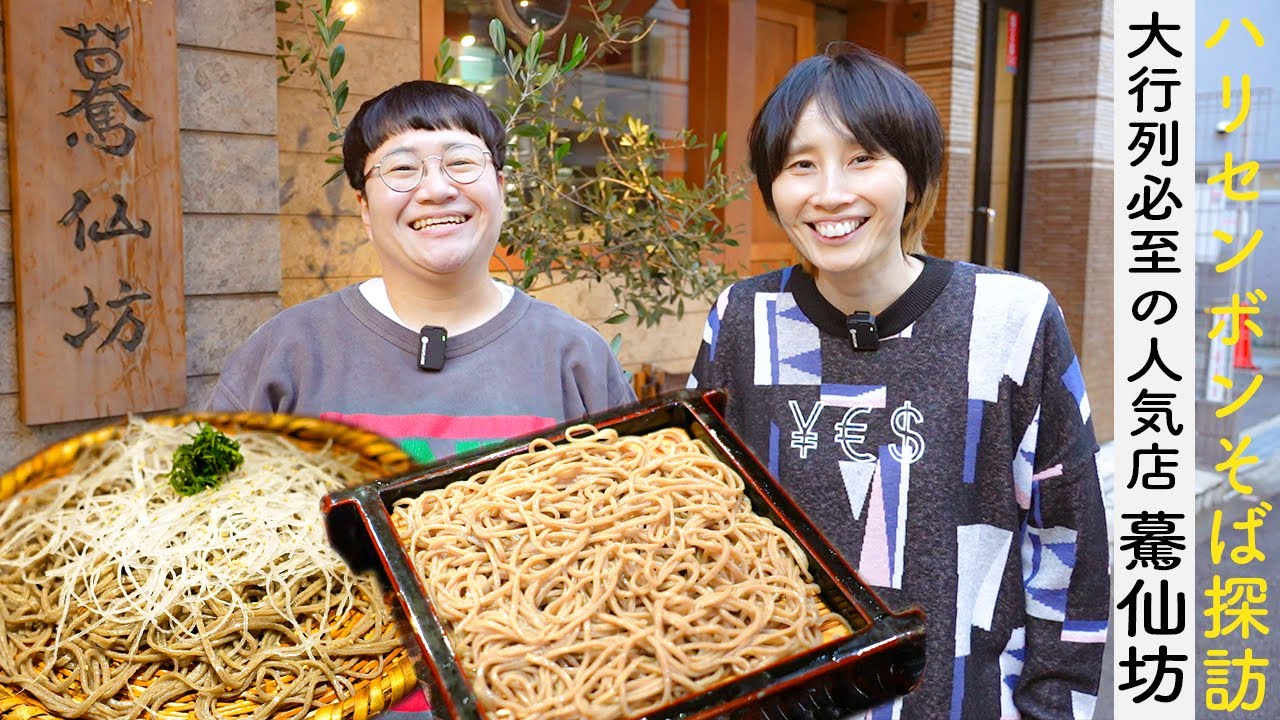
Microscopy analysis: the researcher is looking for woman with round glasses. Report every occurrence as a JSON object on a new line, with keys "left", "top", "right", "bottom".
{"left": 206, "top": 78, "right": 635, "bottom": 482}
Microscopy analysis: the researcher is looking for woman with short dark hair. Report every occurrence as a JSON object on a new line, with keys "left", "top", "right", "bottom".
{"left": 689, "top": 45, "right": 1109, "bottom": 719}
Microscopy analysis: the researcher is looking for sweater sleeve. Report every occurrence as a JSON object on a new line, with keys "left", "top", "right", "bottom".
{"left": 1014, "top": 296, "right": 1110, "bottom": 719}
{"left": 600, "top": 348, "right": 638, "bottom": 410}
{"left": 562, "top": 324, "right": 637, "bottom": 418}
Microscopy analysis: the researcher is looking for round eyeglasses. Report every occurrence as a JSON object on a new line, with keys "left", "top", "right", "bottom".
{"left": 364, "top": 145, "right": 493, "bottom": 192}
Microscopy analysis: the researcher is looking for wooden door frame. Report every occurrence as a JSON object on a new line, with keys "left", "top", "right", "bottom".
{"left": 759, "top": 0, "right": 816, "bottom": 54}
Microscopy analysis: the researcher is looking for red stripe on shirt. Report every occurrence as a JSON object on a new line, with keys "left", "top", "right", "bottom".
{"left": 320, "top": 411, "right": 557, "bottom": 440}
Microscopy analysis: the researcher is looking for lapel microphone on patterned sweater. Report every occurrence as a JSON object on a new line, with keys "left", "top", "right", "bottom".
{"left": 417, "top": 325, "right": 447, "bottom": 371}
{"left": 847, "top": 311, "right": 879, "bottom": 351}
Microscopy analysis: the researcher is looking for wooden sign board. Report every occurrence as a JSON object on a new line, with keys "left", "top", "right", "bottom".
{"left": 3, "top": 0, "right": 184, "bottom": 425}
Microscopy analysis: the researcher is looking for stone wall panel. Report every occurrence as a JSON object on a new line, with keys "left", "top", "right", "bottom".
{"left": 178, "top": 0, "right": 276, "bottom": 55}
{"left": 182, "top": 132, "right": 280, "bottom": 214}
{"left": 184, "top": 215, "right": 282, "bottom": 295}
{"left": 179, "top": 48, "right": 278, "bottom": 134}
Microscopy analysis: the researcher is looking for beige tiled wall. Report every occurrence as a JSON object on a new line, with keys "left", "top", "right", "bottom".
{"left": 0, "top": 0, "right": 281, "bottom": 463}
{"left": 273, "top": 0, "right": 418, "bottom": 311}
{"left": 527, "top": 280, "right": 707, "bottom": 376}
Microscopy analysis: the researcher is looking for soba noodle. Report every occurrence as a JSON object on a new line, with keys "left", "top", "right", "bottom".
{"left": 393, "top": 425, "right": 829, "bottom": 720}
{"left": 0, "top": 419, "right": 400, "bottom": 720}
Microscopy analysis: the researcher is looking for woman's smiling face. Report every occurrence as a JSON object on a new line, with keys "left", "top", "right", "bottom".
{"left": 357, "top": 127, "right": 504, "bottom": 285}
{"left": 769, "top": 101, "right": 913, "bottom": 287}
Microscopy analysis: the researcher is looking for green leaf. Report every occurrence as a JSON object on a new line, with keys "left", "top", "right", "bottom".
{"left": 526, "top": 30, "right": 544, "bottom": 69}
{"left": 328, "top": 130, "right": 344, "bottom": 142}
{"left": 324, "top": 155, "right": 344, "bottom": 163}
{"left": 333, "top": 81, "right": 349, "bottom": 112}
{"left": 328, "top": 44, "right": 345, "bottom": 78}
{"left": 563, "top": 35, "right": 587, "bottom": 72}
{"left": 597, "top": 0, "right": 613, "bottom": 11}
{"left": 609, "top": 332, "right": 623, "bottom": 355}
{"left": 553, "top": 140, "right": 572, "bottom": 163}
{"left": 323, "top": 167, "right": 345, "bottom": 186}
{"left": 275, "top": 1, "right": 291, "bottom": 14}
{"left": 605, "top": 311, "right": 630, "bottom": 325}
{"left": 321, "top": 0, "right": 334, "bottom": 17}
{"left": 311, "top": 9, "right": 331, "bottom": 46}
{"left": 330, "top": 18, "right": 347, "bottom": 43}
{"left": 489, "top": 19, "right": 506, "bottom": 56}
{"left": 513, "top": 123, "right": 548, "bottom": 139}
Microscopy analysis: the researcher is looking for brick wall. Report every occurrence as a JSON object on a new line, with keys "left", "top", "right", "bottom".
{"left": 906, "top": 0, "right": 979, "bottom": 260}
{"left": 898, "top": 0, "right": 1114, "bottom": 440}
{"left": 0, "top": 0, "right": 282, "bottom": 464}
{"left": 1022, "top": 0, "right": 1114, "bottom": 440}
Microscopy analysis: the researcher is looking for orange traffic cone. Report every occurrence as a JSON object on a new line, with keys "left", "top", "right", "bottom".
{"left": 1234, "top": 309, "right": 1259, "bottom": 370}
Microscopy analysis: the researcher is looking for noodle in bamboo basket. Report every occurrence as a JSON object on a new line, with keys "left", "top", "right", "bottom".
{"left": 0, "top": 413, "right": 418, "bottom": 720}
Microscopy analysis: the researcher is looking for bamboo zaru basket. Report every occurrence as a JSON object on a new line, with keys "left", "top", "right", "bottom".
{"left": 0, "top": 412, "right": 420, "bottom": 720}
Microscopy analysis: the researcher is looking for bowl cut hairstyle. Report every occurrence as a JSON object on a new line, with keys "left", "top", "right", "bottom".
{"left": 343, "top": 80, "right": 507, "bottom": 193}
{"left": 748, "top": 44, "right": 944, "bottom": 254}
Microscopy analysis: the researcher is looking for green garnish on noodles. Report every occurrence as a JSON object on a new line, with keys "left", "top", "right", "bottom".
{"left": 164, "top": 423, "right": 244, "bottom": 496}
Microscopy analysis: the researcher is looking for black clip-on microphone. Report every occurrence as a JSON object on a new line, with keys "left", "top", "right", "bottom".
{"left": 418, "top": 325, "right": 448, "bottom": 371}
{"left": 847, "top": 311, "right": 879, "bottom": 351}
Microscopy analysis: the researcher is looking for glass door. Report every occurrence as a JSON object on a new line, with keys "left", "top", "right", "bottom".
{"left": 971, "top": 0, "right": 1031, "bottom": 270}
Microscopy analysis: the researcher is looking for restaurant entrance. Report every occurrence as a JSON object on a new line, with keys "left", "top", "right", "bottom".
{"left": 971, "top": 0, "right": 1032, "bottom": 271}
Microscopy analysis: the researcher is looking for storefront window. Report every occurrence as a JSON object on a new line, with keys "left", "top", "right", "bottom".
{"left": 441, "top": 0, "right": 690, "bottom": 172}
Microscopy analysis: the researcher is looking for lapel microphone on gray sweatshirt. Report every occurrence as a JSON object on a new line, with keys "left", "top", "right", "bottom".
{"left": 418, "top": 325, "right": 447, "bottom": 371}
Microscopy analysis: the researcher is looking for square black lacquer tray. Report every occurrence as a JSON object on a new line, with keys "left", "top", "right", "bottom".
{"left": 321, "top": 389, "right": 926, "bottom": 720}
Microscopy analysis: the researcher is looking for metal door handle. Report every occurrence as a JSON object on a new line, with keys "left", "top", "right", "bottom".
{"left": 976, "top": 206, "right": 996, "bottom": 237}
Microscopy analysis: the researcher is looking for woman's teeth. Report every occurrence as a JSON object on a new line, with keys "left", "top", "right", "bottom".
{"left": 815, "top": 219, "right": 864, "bottom": 238}
{"left": 411, "top": 216, "right": 466, "bottom": 230}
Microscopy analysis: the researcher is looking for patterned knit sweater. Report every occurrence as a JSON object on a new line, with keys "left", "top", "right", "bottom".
{"left": 689, "top": 257, "right": 1109, "bottom": 720}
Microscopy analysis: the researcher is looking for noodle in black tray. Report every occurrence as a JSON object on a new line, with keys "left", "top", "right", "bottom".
{"left": 0, "top": 419, "right": 401, "bottom": 720}
{"left": 392, "top": 425, "right": 832, "bottom": 720}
